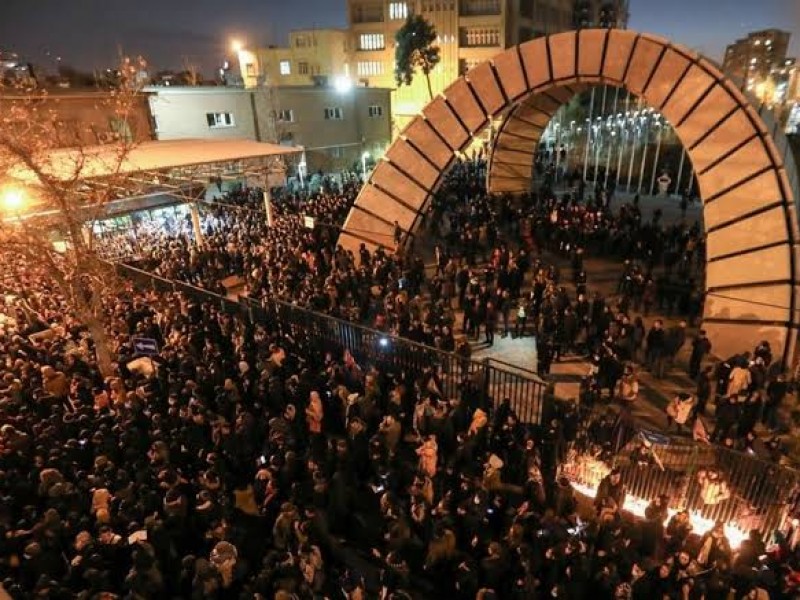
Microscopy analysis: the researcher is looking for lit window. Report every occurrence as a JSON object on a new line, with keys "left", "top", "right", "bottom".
{"left": 368, "top": 105, "right": 383, "bottom": 118}
{"left": 324, "top": 107, "right": 343, "bottom": 120}
{"left": 279, "top": 60, "right": 291, "bottom": 75}
{"left": 357, "top": 61, "right": 384, "bottom": 76}
{"left": 298, "top": 62, "right": 309, "bottom": 75}
{"left": 389, "top": 2, "right": 408, "bottom": 19}
{"left": 278, "top": 109, "right": 294, "bottom": 122}
{"left": 359, "top": 33, "right": 385, "bottom": 51}
{"left": 206, "top": 112, "right": 235, "bottom": 128}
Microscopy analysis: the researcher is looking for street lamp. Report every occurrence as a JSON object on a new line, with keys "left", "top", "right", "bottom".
{"left": 231, "top": 39, "right": 243, "bottom": 53}
{"left": 1, "top": 187, "right": 24, "bottom": 212}
{"left": 361, "top": 151, "right": 370, "bottom": 181}
{"left": 334, "top": 75, "right": 353, "bottom": 93}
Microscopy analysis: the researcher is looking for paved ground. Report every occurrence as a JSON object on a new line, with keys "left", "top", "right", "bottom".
{"left": 431, "top": 189, "right": 706, "bottom": 432}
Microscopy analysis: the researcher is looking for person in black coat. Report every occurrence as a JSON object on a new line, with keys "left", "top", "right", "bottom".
{"left": 689, "top": 330, "right": 712, "bottom": 379}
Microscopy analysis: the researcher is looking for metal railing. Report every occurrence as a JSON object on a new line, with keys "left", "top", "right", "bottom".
{"left": 550, "top": 398, "right": 799, "bottom": 539}
{"left": 115, "top": 261, "right": 800, "bottom": 538}
{"left": 114, "top": 262, "right": 548, "bottom": 425}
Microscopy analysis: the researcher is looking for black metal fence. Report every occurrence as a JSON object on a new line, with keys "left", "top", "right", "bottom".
{"left": 114, "top": 262, "right": 800, "bottom": 539}
{"left": 114, "top": 263, "right": 548, "bottom": 425}
{"left": 551, "top": 399, "right": 800, "bottom": 540}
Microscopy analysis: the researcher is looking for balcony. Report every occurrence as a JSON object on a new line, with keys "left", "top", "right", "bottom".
{"left": 351, "top": 4, "right": 384, "bottom": 23}
{"left": 459, "top": 27, "right": 501, "bottom": 48}
{"left": 459, "top": 0, "right": 501, "bottom": 16}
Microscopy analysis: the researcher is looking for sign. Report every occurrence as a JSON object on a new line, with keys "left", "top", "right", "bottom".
{"left": 132, "top": 337, "right": 159, "bottom": 356}
{"left": 303, "top": 215, "right": 315, "bottom": 229}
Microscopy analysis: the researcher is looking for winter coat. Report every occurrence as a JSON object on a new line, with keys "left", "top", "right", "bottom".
{"left": 667, "top": 395, "right": 694, "bottom": 425}
{"left": 417, "top": 439, "right": 438, "bottom": 477}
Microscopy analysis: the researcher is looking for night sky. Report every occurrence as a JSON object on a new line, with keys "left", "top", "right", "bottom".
{"left": 1, "top": 0, "right": 797, "bottom": 77}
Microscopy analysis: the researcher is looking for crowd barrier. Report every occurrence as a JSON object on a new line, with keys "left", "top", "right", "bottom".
{"left": 114, "top": 262, "right": 800, "bottom": 540}
{"left": 114, "top": 263, "right": 548, "bottom": 425}
{"left": 551, "top": 399, "right": 800, "bottom": 541}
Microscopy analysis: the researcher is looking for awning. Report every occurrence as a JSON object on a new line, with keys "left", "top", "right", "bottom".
{"left": 6, "top": 138, "right": 304, "bottom": 185}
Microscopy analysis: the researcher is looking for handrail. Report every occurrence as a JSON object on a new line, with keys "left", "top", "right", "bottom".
{"left": 113, "top": 261, "right": 538, "bottom": 383}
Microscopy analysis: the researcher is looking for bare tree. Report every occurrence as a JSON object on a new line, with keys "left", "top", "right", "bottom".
{"left": 0, "top": 56, "right": 148, "bottom": 376}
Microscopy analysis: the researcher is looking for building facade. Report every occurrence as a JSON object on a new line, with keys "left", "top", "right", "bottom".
{"left": 347, "top": 0, "right": 581, "bottom": 131}
{"left": 145, "top": 85, "right": 392, "bottom": 173}
{"left": 237, "top": 29, "right": 351, "bottom": 89}
{"left": 723, "top": 29, "right": 791, "bottom": 84}
{"left": 572, "top": 0, "right": 628, "bottom": 29}
{"left": 236, "top": 1, "right": 629, "bottom": 136}
{"left": 2, "top": 89, "right": 153, "bottom": 146}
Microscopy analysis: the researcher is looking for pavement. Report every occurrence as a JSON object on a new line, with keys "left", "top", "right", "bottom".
{"left": 427, "top": 189, "right": 707, "bottom": 433}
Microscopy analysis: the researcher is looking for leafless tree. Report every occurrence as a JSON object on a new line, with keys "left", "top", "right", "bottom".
{"left": 0, "top": 56, "right": 147, "bottom": 376}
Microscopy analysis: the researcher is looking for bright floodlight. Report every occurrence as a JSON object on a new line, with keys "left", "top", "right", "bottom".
{"left": 231, "top": 40, "right": 243, "bottom": 53}
{"left": 362, "top": 151, "right": 370, "bottom": 159}
{"left": 334, "top": 75, "right": 353, "bottom": 93}
{"left": 1, "top": 188, "right": 24, "bottom": 212}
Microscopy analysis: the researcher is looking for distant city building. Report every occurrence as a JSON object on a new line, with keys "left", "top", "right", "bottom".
{"left": 723, "top": 29, "right": 791, "bottom": 85}
{"left": 572, "top": 0, "right": 629, "bottom": 29}
{"left": 0, "top": 50, "right": 33, "bottom": 83}
{"left": 723, "top": 29, "right": 797, "bottom": 122}
{"left": 145, "top": 84, "right": 392, "bottom": 173}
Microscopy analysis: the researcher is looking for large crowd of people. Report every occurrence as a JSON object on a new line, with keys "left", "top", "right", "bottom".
{"left": 3, "top": 247, "right": 800, "bottom": 600}
{"left": 1, "top": 159, "right": 799, "bottom": 599}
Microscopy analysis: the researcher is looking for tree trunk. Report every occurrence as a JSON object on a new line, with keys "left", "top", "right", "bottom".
{"left": 85, "top": 313, "right": 114, "bottom": 377}
{"left": 425, "top": 72, "right": 433, "bottom": 101}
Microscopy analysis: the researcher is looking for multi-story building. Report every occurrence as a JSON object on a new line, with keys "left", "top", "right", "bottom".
{"left": 573, "top": 0, "right": 628, "bottom": 29}
{"left": 723, "top": 29, "right": 791, "bottom": 85}
{"left": 347, "top": 0, "right": 578, "bottom": 131}
{"left": 0, "top": 50, "right": 33, "bottom": 83}
{"left": 237, "top": 1, "right": 628, "bottom": 136}
{"left": 145, "top": 84, "right": 392, "bottom": 173}
{"left": 236, "top": 29, "right": 351, "bottom": 89}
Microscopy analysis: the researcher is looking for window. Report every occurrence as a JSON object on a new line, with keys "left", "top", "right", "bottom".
{"left": 359, "top": 33, "right": 385, "bottom": 51}
{"left": 206, "top": 112, "right": 235, "bottom": 128}
{"left": 357, "top": 61, "right": 384, "bottom": 76}
{"left": 294, "top": 36, "right": 308, "bottom": 47}
{"left": 324, "top": 107, "right": 343, "bottom": 120}
{"left": 389, "top": 2, "right": 408, "bottom": 19}
{"left": 279, "top": 60, "right": 291, "bottom": 75}
{"left": 298, "top": 62, "right": 309, "bottom": 75}
{"left": 329, "top": 146, "right": 344, "bottom": 158}
{"left": 278, "top": 109, "right": 294, "bottom": 122}
{"left": 245, "top": 63, "right": 256, "bottom": 77}
{"left": 368, "top": 105, "right": 383, "bottom": 118}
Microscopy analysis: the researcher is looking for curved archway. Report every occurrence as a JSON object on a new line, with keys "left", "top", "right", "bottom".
{"left": 339, "top": 29, "right": 800, "bottom": 363}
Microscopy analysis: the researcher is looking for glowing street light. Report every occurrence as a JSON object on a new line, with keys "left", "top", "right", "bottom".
{"left": 231, "top": 39, "right": 243, "bottom": 53}
{"left": 334, "top": 75, "right": 353, "bottom": 93}
{"left": 361, "top": 151, "right": 370, "bottom": 181}
{"left": 1, "top": 187, "right": 25, "bottom": 212}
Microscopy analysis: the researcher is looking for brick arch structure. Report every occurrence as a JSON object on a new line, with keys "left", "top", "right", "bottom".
{"left": 339, "top": 29, "right": 800, "bottom": 363}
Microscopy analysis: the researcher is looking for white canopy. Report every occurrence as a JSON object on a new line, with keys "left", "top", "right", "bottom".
{"left": 7, "top": 138, "right": 303, "bottom": 184}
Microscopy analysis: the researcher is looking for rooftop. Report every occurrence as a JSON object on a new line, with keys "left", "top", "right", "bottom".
{"left": 6, "top": 138, "right": 303, "bottom": 184}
